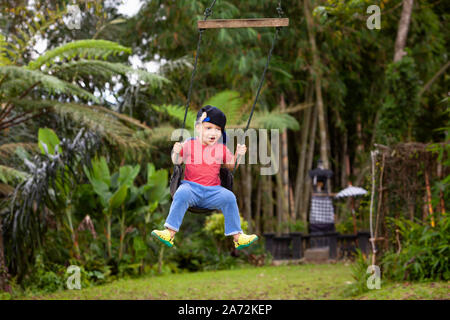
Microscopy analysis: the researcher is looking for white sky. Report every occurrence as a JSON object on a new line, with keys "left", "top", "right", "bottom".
{"left": 114, "top": 0, "right": 145, "bottom": 17}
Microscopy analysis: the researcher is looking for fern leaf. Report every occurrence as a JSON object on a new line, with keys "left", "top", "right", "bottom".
{"left": 28, "top": 39, "right": 133, "bottom": 70}
{"left": 148, "top": 123, "right": 182, "bottom": 145}
{"left": 0, "top": 66, "right": 99, "bottom": 103}
{"left": 51, "top": 59, "right": 169, "bottom": 88}
{"left": 52, "top": 102, "right": 151, "bottom": 150}
{"left": 251, "top": 111, "right": 300, "bottom": 131}
{"left": 203, "top": 90, "right": 244, "bottom": 124}
{"left": 0, "top": 34, "right": 14, "bottom": 66}
{"left": 152, "top": 104, "right": 197, "bottom": 129}
{"left": 5, "top": 6, "right": 66, "bottom": 60}
{"left": 0, "top": 143, "right": 38, "bottom": 159}
{"left": 0, "top": 165, "right": 30, "bottom": 185}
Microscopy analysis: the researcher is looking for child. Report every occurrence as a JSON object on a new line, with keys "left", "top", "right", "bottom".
{"left": 152, "top": 105, "right": 258, "bottom": 250}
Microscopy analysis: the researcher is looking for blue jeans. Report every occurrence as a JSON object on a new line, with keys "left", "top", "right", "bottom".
{"left": 164, "top": 180, "right": 242, "bottom": 236}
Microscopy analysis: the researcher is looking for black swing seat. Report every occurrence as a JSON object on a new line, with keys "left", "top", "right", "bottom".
{"left": 169, "top": 164, "right": 234, "bottom": 214}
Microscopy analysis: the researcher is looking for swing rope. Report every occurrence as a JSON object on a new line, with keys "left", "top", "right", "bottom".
{"left": 178, "top": 0, "right": 286, "bottom": 177}
{"left": 232, "top": 1, "right": 284, "bottom": 174}
{"left": 179, "top": 0, "right": 218, "bottom": 141}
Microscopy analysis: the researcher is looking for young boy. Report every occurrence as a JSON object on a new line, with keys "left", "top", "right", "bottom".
{"left": 152, "top": 105, "right": 258, "bottom": 250}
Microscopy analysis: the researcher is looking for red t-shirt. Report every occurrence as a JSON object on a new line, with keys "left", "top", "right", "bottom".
{"left": 180, "top": 138, "right": 235, "bottom": 186}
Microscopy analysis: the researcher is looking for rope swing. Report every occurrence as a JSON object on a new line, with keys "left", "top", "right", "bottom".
{"left": 170, "top": 0, "right": 289, "bottom": 214}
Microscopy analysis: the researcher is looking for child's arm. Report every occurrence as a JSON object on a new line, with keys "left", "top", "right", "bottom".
{"left": 171, "top": 142, "right": 184, "bottom": 165}
{"left": 223, "top": 144, "right": 246, "bottom": 170}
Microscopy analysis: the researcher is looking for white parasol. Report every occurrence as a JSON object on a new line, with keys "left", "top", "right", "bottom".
{"left": 335, "top": 184, "right": 368, "bottom": 234}
{"left": 335, "top": 186, "right": 368, "bottom": 199}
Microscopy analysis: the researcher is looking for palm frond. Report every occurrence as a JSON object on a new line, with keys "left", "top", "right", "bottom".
{"left": 0, "top": 65, "right": 99, "bottom": 102}
{"left": 51, "top": 59, "right": 169, "bottom": 88}
{"left": 4, "top": 98, "right": 55, "bottom": 112}
{"left": 204, "top": 90, "right": 244, "bottom": 124}
{"left": 249, "top": 111, "right": 301, "bottom": 131}
{"left": 0, "top": 143, "right": 38, "bottom": 159}
{"left": 3, "top": 128, "right": 99, "bottom": 278}
{"left": 149, "top": 123, "right": 191, "bottom": 145}
{"left": 152, "top": 104, "right": 197, "bottom": 130}
{"left": 0, "top": 183, "right": 14, "bottom": 196}
{"left": 28, "top": 39, "right": 132, "bottom": 70}
{"left": 52, "top": 102, "right": 151, "bottom": 150}
{"left": 8, "top": 98, "right": 152, "bottom": 133}
{"left": 2, "top": 6, "right": 67, "bottom": 63}
{"left": 0, "top": 165, "right": 30, "bottom": 185}
{"left": 89, "top": 104, "right": 152, "bottom": 131}
{"left": 0, "top": 34, "right": 13, "bottom": 66}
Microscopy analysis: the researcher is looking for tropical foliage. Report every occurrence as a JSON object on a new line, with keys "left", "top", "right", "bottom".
{"left": 0, "top": 0, "right": 448, "bottom": 296}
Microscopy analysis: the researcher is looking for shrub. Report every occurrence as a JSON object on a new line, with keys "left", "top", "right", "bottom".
{"left": 381, "top": 216, "right": 449, "bottom": 281}
{"left": 342, "top": 249, "right": 372, "bottom": 297}
{"left": 204, "top": 213, "right": 248, "bottom": 253}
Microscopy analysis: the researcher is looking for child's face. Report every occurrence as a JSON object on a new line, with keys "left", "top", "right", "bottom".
{"left": 196, "top": 121, "right": 222, "bottom": 145}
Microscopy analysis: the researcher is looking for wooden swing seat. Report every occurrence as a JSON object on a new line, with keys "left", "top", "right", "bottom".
{"left": 198, "top": 18, "right": 289, "bottom": 29}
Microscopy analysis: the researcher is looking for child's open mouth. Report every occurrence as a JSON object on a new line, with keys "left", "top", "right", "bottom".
{"left": 208, "top": 137, "right": 216, "bottom": 142}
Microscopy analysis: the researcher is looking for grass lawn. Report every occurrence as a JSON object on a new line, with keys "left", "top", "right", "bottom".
{"left": 19, "top": 262, "right": 449, "bottom": 300}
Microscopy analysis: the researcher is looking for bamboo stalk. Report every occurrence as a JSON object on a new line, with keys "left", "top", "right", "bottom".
{"left": 437, "top": 162, "right": 446, "bottom": 216}
{"left": 294, "top": 85, "right": 313, "bottom": 220}
{"left": 304, "top": 0, "right": 329, "bottom": 169}
{"left": 351, "top": 198, "right": 357, "bottom": 235}
{"left": 383, "top": 189, "right": 389, "bottom": 251}
{"left": 375, "top": 154, "right": 385, "bottom": 240}
{"left": 280, "top": 95, "right": 291, "bottom": 221}
{"left": 245, "top": 165, "right": 252, "bottom": 232}
{"left": 267, "top": 175, "right": 274, "bottom": 232}
{"left": 255, "top": 178, "right": 262, "bottom": 235}
{"left": 424, "top": 169, "right": 435, "bottom": 227}
{"left": 301, "top": 104, "right": 318, "bottom": 223}
{"left": 158, "top": 246, "right": 165, "bottom": 274}
{"left": 393, "top": 0, "right": 414, "bottom": 62}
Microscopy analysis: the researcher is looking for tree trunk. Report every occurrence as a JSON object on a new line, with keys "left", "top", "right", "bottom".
{"left": 294, "top": 85, "right": 313, "bottom": 220}
{"left": 240, "top": 165, "right": 253, "bottom": 232}
{"left": 375, "top": 154, "right": 385, "bottom": 240}
{"left": 300, "top": 104, "right": 318, "bottom": 223}
{"left": 237, "top": 174, "right": 244, "bottom": 211}
{"left": 277, "top": 178, "right": 283, "bottom": 235}
{"left": 353, "top": 113, "right": 365, "bottom": 180}
{"left": 424, "top": 169, "right": 435, "bottom": 227}
{"left": 304, "top": 0, "right": 329, "bottom": 169}
{"left": 0, "top": 216, "right": 8, "bottom": 291}
{"left": 262, "top": 175, "right": 275, "bottom": 233}
{"left": 255, "top": 176, "right": 262, "bottom": 235}
{"left": 393, "top": 0, "right": 414, "bottom": 62}
{"left": 280, "top": 95, "right": 291, "bottom": 221}
{"left": 261, "top": 127, "right": 275, "bottom": 233}
{"left": 289, "top": 185, "right": 295, "bottom": 222}
{"left": 276, "top": 157, "right": 289, "bottom": 235}
{"left": 246, "top": 165, "right": 252, "bottom": 231}
{"left": 437, "top": 162, "right": 446, "bottom": 215}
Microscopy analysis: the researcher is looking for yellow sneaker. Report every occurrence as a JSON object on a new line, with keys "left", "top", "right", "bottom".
{"left": 151, "top": 229, "right": 174, "bottom": 248}
{"left": 234, "top": 233, "right": 258, "bottom": 250}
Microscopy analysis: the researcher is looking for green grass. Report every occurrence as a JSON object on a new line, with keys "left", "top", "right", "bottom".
{"left": 356, "top": 281, "right": 449, "bottom": 300}
{"left": 13, "top": 263, "right": 450, "bottom": 300}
